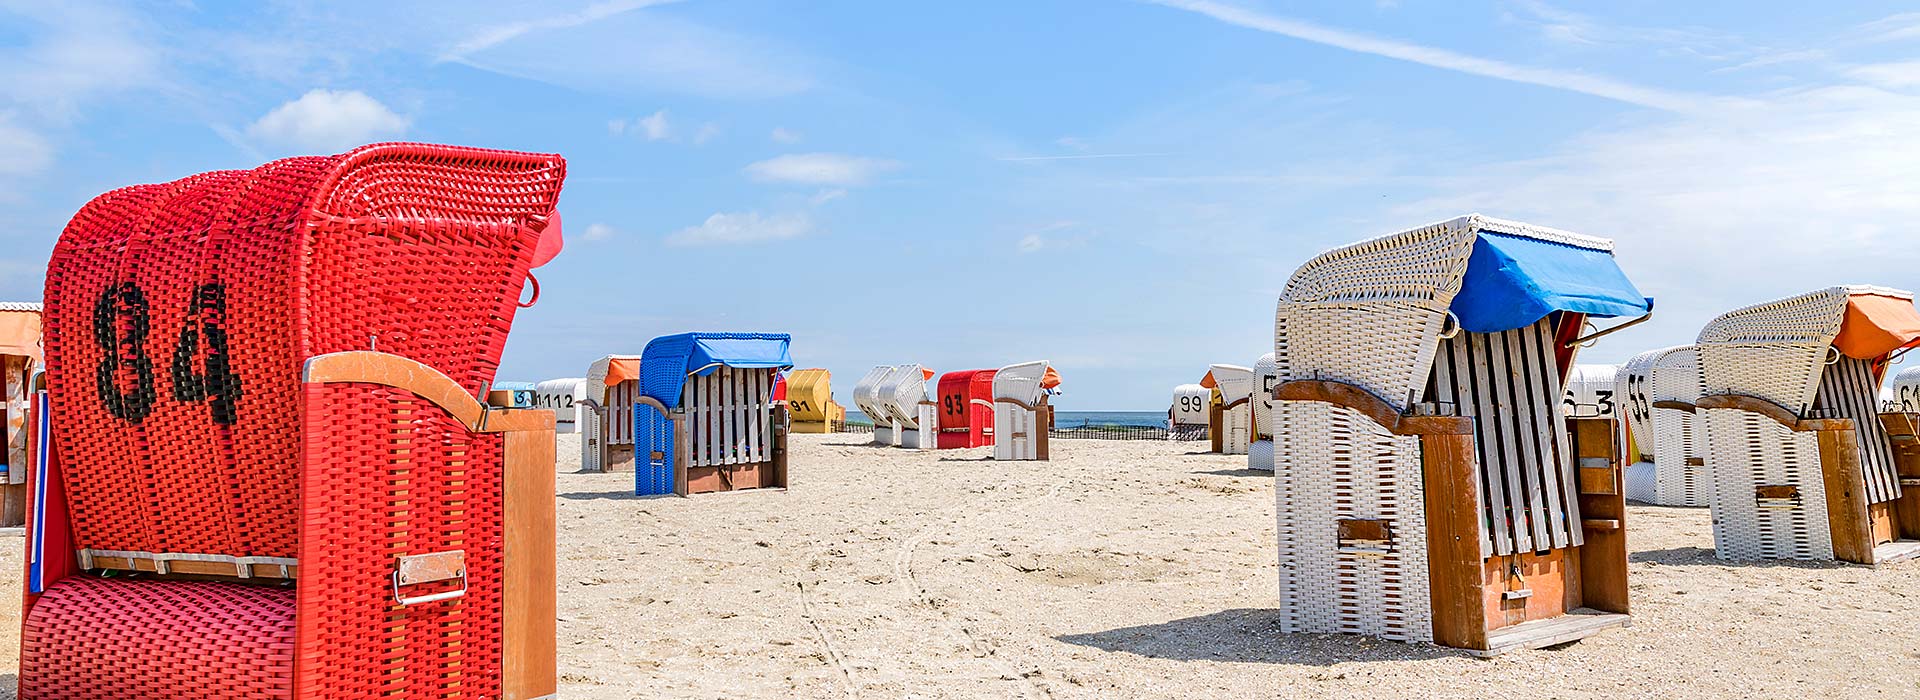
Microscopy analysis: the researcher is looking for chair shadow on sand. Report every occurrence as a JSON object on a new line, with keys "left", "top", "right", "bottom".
{"left": 1056, "top": 608, "right": 1460, "bottom": 665}
{"left": 557, "top": 490, "right": 677, "bottom": 501}
{"left": 1192, "top": 468, "right": 1266, "bottom": 477}
{"left": 1629, "top": 546, "right": 1851, "bottom": 570}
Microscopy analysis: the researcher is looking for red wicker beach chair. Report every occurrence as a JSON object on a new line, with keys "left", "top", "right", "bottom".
{"left": 20, "top": 143, "right": 564, "bottom": 699}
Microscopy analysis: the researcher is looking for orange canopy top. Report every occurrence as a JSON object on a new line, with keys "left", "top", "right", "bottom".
{"left": 0, "top": 307, "right": 42, "bottom": 361}
{"left": 1199, "top": 371, "right": 1216, "bottom": 389}
{"left": 921, "top": 367, "right": 936, "bottom": 380}
{"left": 1041, "top": 366, "right": 1062, "bottom": 390}
{"left": 1835, "top": 292, "right": 1920, "bottom": 359}
{"left": 605, "top": 357, "right": 641, "bottom": 385}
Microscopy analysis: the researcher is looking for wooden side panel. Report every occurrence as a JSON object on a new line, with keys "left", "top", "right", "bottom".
{"left": 1572, "top": 417, "right": 1629, "bottom": 614}
{"left": 1878, "top": 413, "right": 1920, "bottom": 540}
{"left": 1481, "top": 548, "right": 1572, "bottom": 629}
{"left": 1817, "top": 425, "right": 1875, "bottom": 564}
{"left": 503, "top": 428, "right": 557, "bottom": 700}
{"left": 1420, "top": 431, "right": 1488, "bottom": 651}
{"left": 1036, "top": 403, "right": 1052, "bottom": 461}
{"left": 1209, "top": 404, "right": 1223, "bottom": 453}
{"left": 1815, "top": 358, "right": 1900, "bottom": 503}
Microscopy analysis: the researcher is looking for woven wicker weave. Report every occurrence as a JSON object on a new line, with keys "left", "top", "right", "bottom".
{"left": 1273, "top": 214, "right": 1624, "bottom": 643}
{"left": 991, "top": 360, "right": 1052, "bottom": 461}
{"left": 23, "top": 143, "right": 563, "bottom": 698}
{"left": 1894, "top": 366, "right": 1920, "bottom": 412}
{"left": 1209, "top": 364, "right": 1255, "bottom": 455}
{"left": 1250, "top": 353, "right": 1279, "bottom": 471}
{"left": 853, "top": 365, "right": 899, "bottom": 444}
{"left": 1694, "top": 286, "right": 1910, "bottom": 560}
{"left": 1617, "top": 346, "right": 1708, "bottom": 506}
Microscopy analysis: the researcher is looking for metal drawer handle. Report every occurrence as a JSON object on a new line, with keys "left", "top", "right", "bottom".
{"left": 392, "top": 550, "right": 468, "bottom": 606}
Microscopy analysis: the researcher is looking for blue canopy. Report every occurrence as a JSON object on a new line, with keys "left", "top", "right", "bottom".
{"left": 1449, "top": 231, "right": 1651, "bottom": 334}
{"left": 640, "top": 332, "right": 794, "bottom": 408}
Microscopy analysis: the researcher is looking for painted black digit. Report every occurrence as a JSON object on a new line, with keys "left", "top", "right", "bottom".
{"left": 169, "top": 283, "right": 243, "bottom": 424}
{"left": 93, "top": 282, "right": 158, "bottom": 422}
{"left": 1596, "top": 389, "right": 1615, "bottom": 414}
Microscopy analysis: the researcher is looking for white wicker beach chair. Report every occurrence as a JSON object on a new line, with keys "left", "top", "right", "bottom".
{"left": 1171, "top": 383, "right": 1210, "bottom": 441}
{"left": 1208, "top": 364, "right": 1255, "bottom": 455}
{"left": 1616, "top": 347, "right": 1708, "bottom": 506}
{"left": 1694, "top": 285, "right": 1920, "bottom": 564}
{"left": 878, "top": 363, "right": 938, "bottom": 450}
{"left": 1892, "top": 366, "right": 1920, "bottom": 413}
{"left": 584, "top": 355, "right": 643, "bottom": 472}
{"left": 1271, "top": 214, "right": 1646, "bottom": 655}
{"left": 991, "top": 360, "right": 1057, "bottom": 461}
{"left": 1250, "top": 353, "right": 1279, "bottom": 471}
{"left": 853, "top": 365, "right": 900, "bottom": 446}
{"left": 534, "top": 377, "right": 588, "bottom": 435}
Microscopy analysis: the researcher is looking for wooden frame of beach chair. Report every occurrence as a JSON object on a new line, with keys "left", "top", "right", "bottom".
{"left": 854, "top": 365, "right": 902, "bottom": 445}
{"left": 534, "top": 376, "right": 588, "bottom": 434}
{"left": 878, "top": 363, "right": 939, "bottom": 450}
{"left": 1207, "top": 364, "right": 1255, "bottom": 455}
{"left": 19, "top": 143, "right": 563, "bottom": 698}
{"left": 1249, "top": 353, "right": 1279, "bottom": 471}
{"left": 786, "top": 368, "right": 844, "bottom": 434}
{"left": 0, "top": 302, "right": 41, "bottom": 526}
{"left": 1271, "top": 215, "right": 1646, "bottom": 655}
{"left": 936, "top": 369, "right": 997, "bottom": 448}
{"left": 584, "top": 354, "right": 642, "bottom": 473}
{"left": 632, "top": 333, "right": 793, "bottom": 497}
{"left": 1171, "top": 383, "right": 1210, "bottom": 441}
{"left": 1693, "top": 286, "right": 1920, "bottom": 564}
{"left": 1616, "top": 347, "right": 1709, "bottom": 506}
{"left": 992, "top": 360, "right": 1057, "bottom": 461}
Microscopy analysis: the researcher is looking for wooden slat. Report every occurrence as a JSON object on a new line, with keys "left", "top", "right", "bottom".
{"left": 1472, "top": 330, "right": 1535, "bottom": 553}
{"left": 1535, "top": 322, "right": 1584, "bottom": 548}
{"left": 1421, "top": 430, "right": 1490, "bottom": 651}
{"left": 1512, "top": 325, "right": 1566, "bottom": 549}
{"left": 1817, "top": 424, "right": 1876, "bottom": 564}
{"left": 503, "top": 428, "right": 557, "bottom": 699}
{"left": 1817, "top": 358, "right": 1900, "bottom": 504}
{"left": 722, "top": 369, "right": 738, "bottom": 465}
{"left": 1431, "top": 335, "right": 1504, "bottom": 556}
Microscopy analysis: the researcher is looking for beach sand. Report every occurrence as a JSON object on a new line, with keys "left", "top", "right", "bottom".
{"left": 2, "top": 433, "right": 1917, "bottom": 698}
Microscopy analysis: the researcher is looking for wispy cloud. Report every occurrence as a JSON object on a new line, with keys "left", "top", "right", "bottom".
{"left": 0, "top": 113, "right": 54, "bottom": 177}
{"left": 441, "top": 0, "right": 686, "bottom": 61}
{"left": 744, "top": 153, "right": 900, "bottom": 186}
{"left": 245, "top": 89, "right": 410, "bottom": 152}
{"left": 582, "top": 223, "right": 618, "bottom": 241}
{"left": 666, "top": 211, "right": 812, "bottom": 246}
{"left": 1148, "top": 0, "right": 1718, "bottom": 112}
{"left": 1847, "top": 61, "right": 1920, "bottom": 89}
{"left": 1858, "top": 12, "right": 1920, "bottom": 44}
{"left": 770, "top": 126, "right": 801, "bottom": 143}
{"left": 998, "top": 152, "right": 1173, "bottom": 162}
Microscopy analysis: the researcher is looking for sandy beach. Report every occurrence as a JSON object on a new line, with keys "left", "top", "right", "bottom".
{"left": 2, "top": 433, "right": 1918, "bottom": 699}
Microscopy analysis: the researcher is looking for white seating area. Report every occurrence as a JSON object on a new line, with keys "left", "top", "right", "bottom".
{"left": 991, "top": 360, "right": 1057, "bottom": 461}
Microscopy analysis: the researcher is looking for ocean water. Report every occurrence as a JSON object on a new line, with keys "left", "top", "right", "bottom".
{"left": 846, "top": 410, "right": 1166, "bottom": 427}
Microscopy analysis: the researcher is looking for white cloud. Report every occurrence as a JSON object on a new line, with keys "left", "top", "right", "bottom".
{"left": 636, "top": 110, "right": 670, "bottom": 140}
{"left": 770, "top": 126, "right": 801, "bottom": 143}
{"left": 808, "top": 188, "right": 846, "bottom": 205}
{"left": 1382, "top": 85, "right": 1920, "bottom": 352}
{"left": 1859, "top": 12, "right": 1920, "bottom": 44}
{"left": 1017, "top": 234, "right": 1046, "bottom": 253}
{"left": 694, "top": 122, "right": 721, "bottom": 144}
{"left": 744, "top": 153, "right": 899, "bottom": 186}
{"left": 666, "top": 211, "right": 812, "bottom": 246}
{"left": 1847, "top": 62, "right": 1920, "bottom": 89}
{"left": 582, "top": 223, "right": 617, "bottom": 241}
{"left": 1148, "top": 0, "right": 1720, "bottom": 112}
{"left": 442, "top": 0, "right": 686, "bottom": 60}
{"left": 246, "top": 89, "right": 409, "bottom": 152}
{"left": 0, "top": 114, "right": 54, "bottom": 177}
{"left": 0, "top": 2, "right": 163, "bottom": 120}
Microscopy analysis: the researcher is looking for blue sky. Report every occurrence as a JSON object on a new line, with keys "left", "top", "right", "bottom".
{"left": 4, "top": 1, "right": 1920, "bottom": 409}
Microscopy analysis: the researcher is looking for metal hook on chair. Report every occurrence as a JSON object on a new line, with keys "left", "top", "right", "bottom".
{"left": 1824, "top": 346, "right": 1842, "bottom": 366}
{"left": 1438, "top": 310, "right": 1462, "bottom": 340}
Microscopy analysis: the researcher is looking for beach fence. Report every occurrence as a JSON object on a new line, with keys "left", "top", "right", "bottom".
{"left": 1693, "top": 285, "right": 1920, "bottom": 564}
{"left": 1271, "top": 214, "right": 1646, "bottom": 655}
{"left": 20, "top": 143, "right": 562, "bottom": 698}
